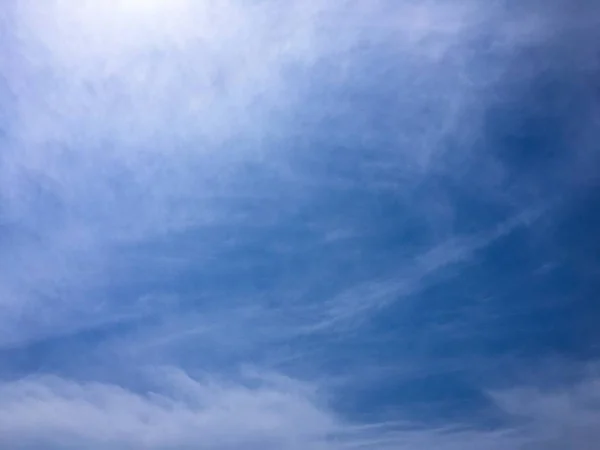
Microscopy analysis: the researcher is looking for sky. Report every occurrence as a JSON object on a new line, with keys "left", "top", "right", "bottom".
{"left": 0, "top": 0, "right": 599, "bottom": 448}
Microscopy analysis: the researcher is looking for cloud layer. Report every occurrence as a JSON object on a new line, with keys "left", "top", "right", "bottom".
{"left": 2, "top": 368, "right": 600, "bottom": 449}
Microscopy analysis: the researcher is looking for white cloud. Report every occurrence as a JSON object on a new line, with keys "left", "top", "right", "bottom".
{"left": 0, "top": 369, "right": 337, "bottom": 449}
{"left": 1, "top": 368, "right": 600, "bottom": 449}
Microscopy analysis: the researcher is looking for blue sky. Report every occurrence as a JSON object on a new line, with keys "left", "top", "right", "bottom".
{"left": 1, "top": 0, "right": 599, "bottom": 448}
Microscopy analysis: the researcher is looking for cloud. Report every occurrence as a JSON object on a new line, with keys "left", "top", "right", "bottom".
{"left": 490, "top": 374, "right": 600, "bottom": 450}
{"left": 2, "top": 0, "right": 556, "bottom": 236}
{"left": 0, "top": 369, "right": 337, "bottom": 449}
{"left": 0, "top": 0, "right": 524, "bottom": 348}
{"left": 1, "top": 368, "right": 600, "bottom": 449}
{"left": 97, "top": 206, "right": 545, "bottom": 360}
{"left": 307, "top": 206, "right": 545, "bottom": 332}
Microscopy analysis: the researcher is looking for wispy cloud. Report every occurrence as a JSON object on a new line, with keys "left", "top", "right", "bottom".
{"left": 0, "top": 0, "right": 509, "bottom": 346}
{"left": 307, "top": 206, "right": 545, "bottom": 332}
